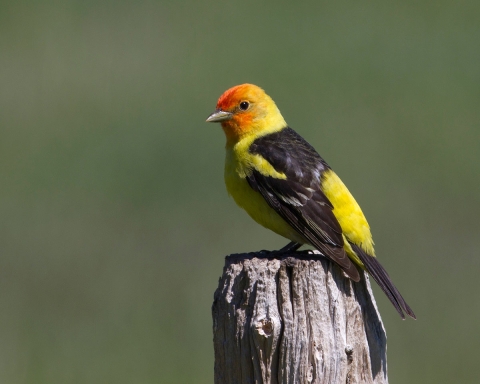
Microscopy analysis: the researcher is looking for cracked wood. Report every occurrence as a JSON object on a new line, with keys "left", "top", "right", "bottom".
{"left": 212, "top": 252, "right": 388, "bottom": 384}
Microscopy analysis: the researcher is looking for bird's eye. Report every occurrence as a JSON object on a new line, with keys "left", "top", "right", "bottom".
{"left": 239, "top": 101, "right": 249, "bottom": 111}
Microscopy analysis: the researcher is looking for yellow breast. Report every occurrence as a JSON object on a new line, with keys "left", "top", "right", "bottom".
{"left": 223, "top": 138, "right": 375, "bottom": 262}
{"left": 224, "top": 144, "right": 306, "bottom": 244}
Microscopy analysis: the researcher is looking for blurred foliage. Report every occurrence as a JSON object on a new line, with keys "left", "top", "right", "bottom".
{"left": 0, "top": 0, "right": 479, "bottom": 383}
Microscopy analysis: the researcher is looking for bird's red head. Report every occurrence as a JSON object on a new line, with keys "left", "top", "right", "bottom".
{"left": 206, "top": 84, "right": 286, "bottom": 146}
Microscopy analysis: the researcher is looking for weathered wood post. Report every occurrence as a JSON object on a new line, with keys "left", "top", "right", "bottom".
{"left": 212, "top": 251, "right": 388, "bottom": 384}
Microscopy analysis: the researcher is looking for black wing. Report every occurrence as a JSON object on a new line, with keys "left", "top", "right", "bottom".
{"left": 247, "top": 127, "right": 360, "bottom": 282}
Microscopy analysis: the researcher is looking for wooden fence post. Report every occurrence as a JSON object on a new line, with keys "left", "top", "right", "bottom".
{"left": 212, "top": 251, "right": 388, "bottom": 384}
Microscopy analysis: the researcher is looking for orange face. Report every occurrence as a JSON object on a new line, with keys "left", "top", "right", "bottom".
{"left": 206, "top": 84, "right": 285, "bottom": 145}
{"left": 216, "top": 84, "right": 259, "bottom": 127}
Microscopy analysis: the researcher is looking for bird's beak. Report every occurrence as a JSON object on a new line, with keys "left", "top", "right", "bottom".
{"left": 206, "top": 109, "right": 233, "bottom": 123}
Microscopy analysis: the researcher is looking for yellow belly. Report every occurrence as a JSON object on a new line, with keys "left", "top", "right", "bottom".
{"left": 223, "top": 146, "right": 375, "bottom": 264}
{"left": 224, "top": 148, "right": 306, "bottom": 244}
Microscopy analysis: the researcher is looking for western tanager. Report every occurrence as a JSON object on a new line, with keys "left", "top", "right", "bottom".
{"left": 206, "top": 83, "right": 415, "bottom": 319}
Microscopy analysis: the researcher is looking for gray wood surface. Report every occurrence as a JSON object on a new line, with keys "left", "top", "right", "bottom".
{"left": 212, "top": 252, "right": 388, "bottom": 384}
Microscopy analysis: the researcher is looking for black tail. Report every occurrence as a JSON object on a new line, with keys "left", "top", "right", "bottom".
{"left": 350, "top": 243, "right": 416, "bottom": 320}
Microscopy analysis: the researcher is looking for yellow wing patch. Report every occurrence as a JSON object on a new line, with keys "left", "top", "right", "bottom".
{"left": 229, "top": 133, "right": 287, "bottom": 180}
{"left": 321, "top": 170, "right": 375, "bottom": 256}
{"left": 224, "top": 146, "right": 305, "bottom": 244}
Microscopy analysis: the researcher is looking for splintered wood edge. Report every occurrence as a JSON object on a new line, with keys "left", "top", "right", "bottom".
{"left": 213, "top": 253, "right": 388, "bottom": 384}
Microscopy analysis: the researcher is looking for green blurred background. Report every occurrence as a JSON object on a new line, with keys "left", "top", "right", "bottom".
{"left": 1, "top": 0, "right": 479, "bottom": 382}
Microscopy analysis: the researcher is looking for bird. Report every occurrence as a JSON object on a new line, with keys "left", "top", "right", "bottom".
{"left": 206, "top": 83, "right": 415, "bottom": 320}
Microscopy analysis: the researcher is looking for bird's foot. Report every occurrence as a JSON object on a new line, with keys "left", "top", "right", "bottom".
{"left": 254, "top": 242, "right": 302, "bottom": 257}
{"left": 278, "top": 241, "right": 302, "bottom": 253}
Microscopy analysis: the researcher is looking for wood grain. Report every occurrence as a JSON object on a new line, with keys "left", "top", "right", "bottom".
{"left": 212, "top": 251, "right": 388, "bottom": 384}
